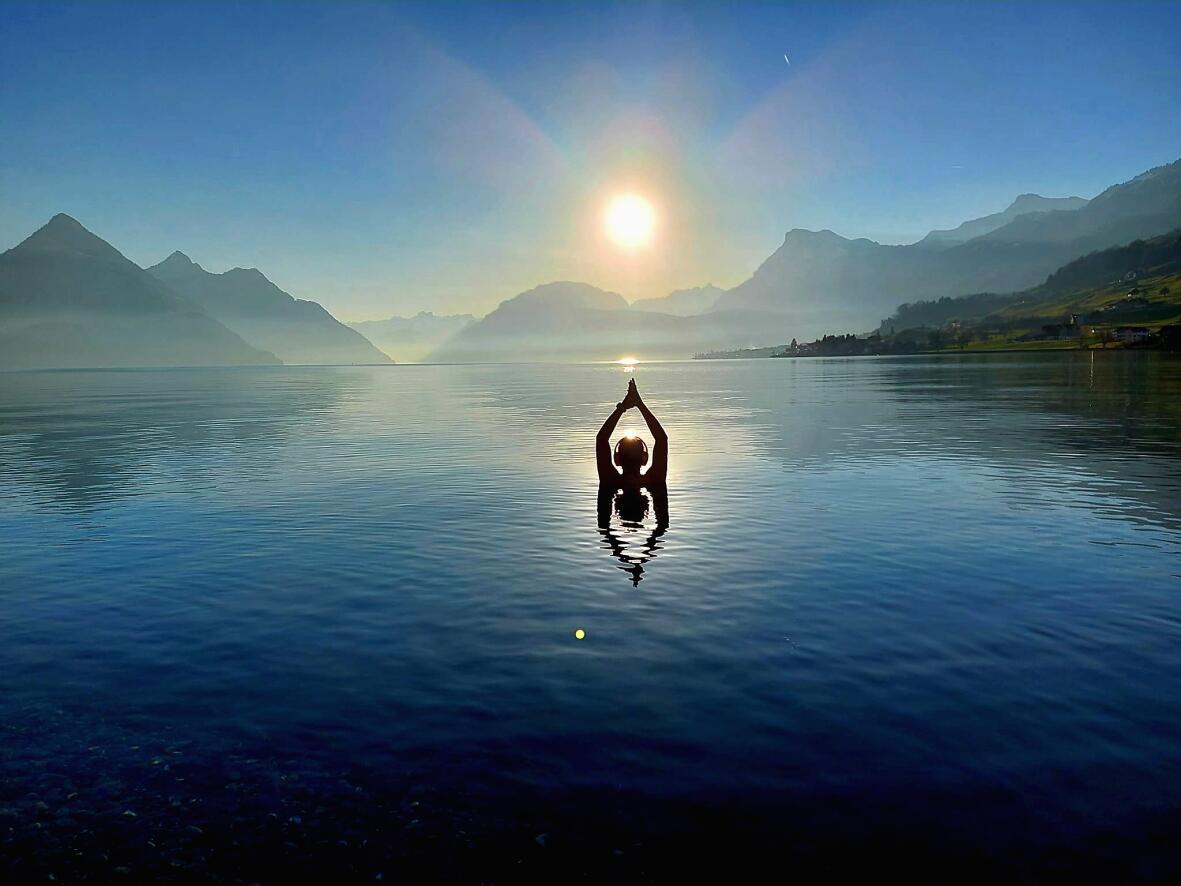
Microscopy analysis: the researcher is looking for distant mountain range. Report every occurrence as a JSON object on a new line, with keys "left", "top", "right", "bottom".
{"left": 149, "top": 252, "right": 389, "bottom": 365}
{"left": 427, "top": 282, "right": 785, "bottom": 362}
{"left": 0, "top": 215, "right": 390, "bottom": 369}
{"left": 4, "top": 156, "right": 1180, "bottom": 367}
{"left": 349, "top": 312, "right": 476, "bottom": 362}
{"left": 0, "top": 215, "right": 279, "bottom": 369}
{"left": 428, "top": 158, "right": 1181, "bottom": 361}
{"left": 630, "top": 284, "right": 725, "bottom": 316}
{"left": 710, "top": 158, "right": 1181, "bottom": 338}
{"left": 917, "top": 194, "right": 1089, "bottom": 246}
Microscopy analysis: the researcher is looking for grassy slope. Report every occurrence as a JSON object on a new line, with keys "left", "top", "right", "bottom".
{"left": 995, "top": 270, "right": 1181, "bottom": 326}
{"left": 947, "top": 269, "right": 1181, "bottom": 351}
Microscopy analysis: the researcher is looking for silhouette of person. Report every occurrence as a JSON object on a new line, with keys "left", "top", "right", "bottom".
{"left": 596, "top": 378, "right": 667, "bottom": 490}
{"left": 596, "top": 378, "right": 669, "bottom": 585}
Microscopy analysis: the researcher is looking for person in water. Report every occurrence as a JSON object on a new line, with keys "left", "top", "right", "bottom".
{"left": 596, "top": 378, "right": 668, "bottom": 490}
{"left": 596, "top": 379, "right": 669, "bottom": 584}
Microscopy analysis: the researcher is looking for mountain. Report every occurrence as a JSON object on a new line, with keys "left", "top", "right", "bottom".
{"left": 880, "top": 227, "right": 1181, "bottom": 333}
{"left": 348, "top": 312, "right": 476, "bottom": 362}
{"left": 148, "top": 252, "right": 391, "bottom": 364}
{"left": 977, "top": 159, "right": 1181, "bottom": 247}
{"left": 1040, "top": 228, "right": 1181, "bottom": 294}
{"left": 428, "top": 282, "right": 628, "bottom": 362}
{"left": 0, "top": 215, "right": 279, "bottom": 369}
{"left": 630, "top": 284, "right": 725, "bottom": 316}
{"left": 712, "top": 228, "right": 929, "bottom": 335}
{"left": 427, "top": 281, "right": 787, "bottom": 362}
{"left": 919, "top": 194, "right": 1089, "bottom": 246}
{"left": 504, "top": 280, "right": 630, "bottom": 313}
{"left": 887, "top": 227, "right": 1181, "bottom": 340}
{"left": 713, "top": 157, "right": 1181, "bottom": 339}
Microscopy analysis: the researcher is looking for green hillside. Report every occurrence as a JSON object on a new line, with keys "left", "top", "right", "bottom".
{"left": 882, "top": 230, "right": 1181, "bottom": 351}
{"left": 994, "top": 271, "right": 1180, "bottom": 324}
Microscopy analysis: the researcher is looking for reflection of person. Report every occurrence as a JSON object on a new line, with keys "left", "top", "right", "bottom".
{"left": 596, "top": 378, "right": 667, "bottom": 489}
{"left": 597, "top": 485, "right": 668, "bottom": 586}
{"left": 596, "top": 379, "right": 669, "bottom": 585}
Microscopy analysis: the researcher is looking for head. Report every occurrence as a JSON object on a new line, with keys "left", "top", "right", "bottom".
{"left": 614, "top": 435, "right": 648, "bottom": 474}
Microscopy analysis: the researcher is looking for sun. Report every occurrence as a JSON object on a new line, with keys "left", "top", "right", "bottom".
{"left": 605, "top": 194, "right": 656, "bottom": 250}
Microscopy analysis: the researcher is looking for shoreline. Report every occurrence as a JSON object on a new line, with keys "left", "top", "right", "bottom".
{"left": 697, "top": 345, "right": 1176, "bottom": 360}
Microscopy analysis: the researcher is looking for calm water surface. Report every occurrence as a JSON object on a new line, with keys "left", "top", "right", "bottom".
{"left": 2, "top": 354, "right": 1180, "bottom": 880}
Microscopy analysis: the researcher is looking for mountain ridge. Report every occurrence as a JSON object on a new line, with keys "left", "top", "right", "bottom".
{"left": 920, "top": 194, "right": 1089, "bottom": 246}
{"left": 427, "top": 281, "right": 789, "bottom": 362}
{"left": 631, "top": 284, "right": 725, "bottom": 316}
{"left": 349, "top": 311, "right": 476, "bottom": 363}
{"left": 711, "top": 156, "right": 1181, "bottom": 338}
{"left": 0, "top": 215, "right": 280, "bottom": 369}
{"left": 148, "top": 253, "right": 391, "bottom": 365}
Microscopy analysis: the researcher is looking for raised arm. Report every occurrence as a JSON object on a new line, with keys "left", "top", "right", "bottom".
{"left": 596, "top": 399, "right": 626, "bottom": 483}
{"left": 633, "top": 383, "right": 668, "bottom": 482}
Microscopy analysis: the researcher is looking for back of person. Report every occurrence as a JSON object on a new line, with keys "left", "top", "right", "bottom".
{"left": 595, "top": 378, "right": 667, "bottom": 489}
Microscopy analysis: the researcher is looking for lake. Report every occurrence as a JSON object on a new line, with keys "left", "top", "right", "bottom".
{"left": 2, "top": 354, "right": 1180, "bottom": 881}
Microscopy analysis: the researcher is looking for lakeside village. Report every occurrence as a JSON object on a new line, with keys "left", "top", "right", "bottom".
{"left": 699, "top": 281, "right": 1181, "bottom": 360}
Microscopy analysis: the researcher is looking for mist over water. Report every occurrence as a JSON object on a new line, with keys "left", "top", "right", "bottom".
{"left": 2, "top": 355, "right": 1180, "bottom": 879}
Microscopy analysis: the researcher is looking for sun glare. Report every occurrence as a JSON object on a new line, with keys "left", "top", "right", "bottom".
{"left": 605, "top": 194, "right": 656, "bottom": 250}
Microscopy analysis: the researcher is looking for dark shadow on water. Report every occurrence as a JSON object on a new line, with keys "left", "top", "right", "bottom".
{"left": 597, "top": 484, "right": 669, "bottom": 586}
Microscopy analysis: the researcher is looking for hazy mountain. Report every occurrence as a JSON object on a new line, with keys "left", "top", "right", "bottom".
{"left": 427, "top": 281, "right": 787, "bottom": 362}
{"left": 978, "top": 158, "right": 1181, "bottom": 247}
{"left": 149, "top": 252, "right": 391, "bottom": 364}
{"left": 919, "top": 194, "right": 1089, "bottom": 246}
{"left": 630, "top": 284, "right": 725, "bottom": 316}
{"left": 713, "top": 157, "right": 1181, "bottom": 339}
{"left": 0, "top": 214, "right": 279, "bottom": 369}
{"left": 349, "top": 312, "right": 476, "bottom": 362}
{"left": 428, "top": 282, "right": 627, "bottom": 362}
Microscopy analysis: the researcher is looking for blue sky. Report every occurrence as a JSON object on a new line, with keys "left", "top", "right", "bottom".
{"left": 3, "top": 0, "right": 1180, "bottom": 318}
